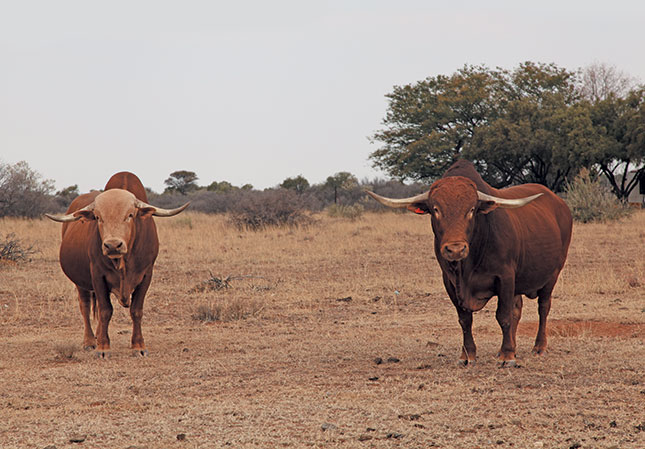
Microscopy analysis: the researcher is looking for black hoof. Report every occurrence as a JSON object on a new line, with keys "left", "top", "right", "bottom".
{"left": 96, "top": 350, "right": 111, "bottom": 359}
{"left": 498, "top": 360, "right": 518, "bottom": 368}
{"left": 132, "top": 349, "right": 149, "bottom": 357}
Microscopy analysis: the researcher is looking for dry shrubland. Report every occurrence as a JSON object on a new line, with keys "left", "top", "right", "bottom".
{"left": 0, "top": 211, "right": 644, "bottom": 448}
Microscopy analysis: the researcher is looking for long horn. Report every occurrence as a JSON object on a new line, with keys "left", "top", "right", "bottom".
{"left": 44, "top": 203, "right": 94, "bottom": 222}
{"left": 135, "top": 200, "right": 190, "bottom": 217}
{"left": 365, "top": 190, "right": 429, "bottom": 208}
{"left": 477, "top": 191, "right": 543, "bottom": 208}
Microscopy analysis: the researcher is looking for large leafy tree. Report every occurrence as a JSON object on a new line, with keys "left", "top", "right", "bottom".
{"left": 468, "top": 62, "right": 593, "bottom": 191}
{"left": 371, "top": 62, "right": 598, "bottom": 192}
{"left": 370, "top": 65, "right": 496, "bottom": 181}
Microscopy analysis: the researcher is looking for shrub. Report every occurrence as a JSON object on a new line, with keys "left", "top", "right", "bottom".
{"left": 564, "top": 169, "right": 632, "bottom": 223}
{"left": 228, "top": 189, "right": 313, "bottom": 231}
{"left": 0, "top": 233, "right": 38, "bottom": 263}
{"left": 0, "top": 161, "right": 55, "bottom": 218}
{"left": 326, "top": 203, "right": 364, "bottom": 220}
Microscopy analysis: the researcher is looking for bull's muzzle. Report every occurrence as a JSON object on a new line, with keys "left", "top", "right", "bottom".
{"left": 441, "top": 241, "right": 469, "bottom": 261}
{"left": 103, "top": 238, "right": 127, "bottom": 258}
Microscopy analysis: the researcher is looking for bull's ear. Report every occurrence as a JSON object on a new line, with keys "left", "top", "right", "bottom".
{"left": 73, "top": 209, "right": 95, "bottom": 221}
{"left": 477, "top": 200, "right": 499, "bottom": 215}
{"left": 137, "top": 206, "right": 156, "bottom": 219}
{"left": 407, "top": 203, "right": 430, "bottom": 214}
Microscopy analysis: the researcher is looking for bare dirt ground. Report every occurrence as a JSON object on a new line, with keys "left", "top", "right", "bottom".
{"left": 1, "top": 210, "right": 644, "bottom": 449}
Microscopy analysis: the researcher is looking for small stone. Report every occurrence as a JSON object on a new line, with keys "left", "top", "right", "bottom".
{"left": 368, "top": 376, "right": 379, "bottom": 381}
{"left": 321, "top": 423, "right": 337, "bottom": 432}
{"left": 69, "top": 435, "right": 86, "bottom": 443}
{"left": 177, "top": 433, "right": 187, "bottom": 441}
{"left": 386, "top": 357, "right": 400, "bottom": 363}
{"left": 569, "top": 443, "right": 581, "bottom": 449}
{"left": 358, "top": 435, "right": 373, "bottom": 442}
{"left": 386, "top": 432, "right": 404, "bottom": 439}
{"left": 609, "top": 420, "right": 617, "bottom": 428}
{"left": 373, "top": 357, "right": 383, "bottom": 365}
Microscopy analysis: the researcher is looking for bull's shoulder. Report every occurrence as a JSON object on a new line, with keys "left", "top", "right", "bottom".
{"left": 104, "top": 172, "right": 148, "bottom": 202}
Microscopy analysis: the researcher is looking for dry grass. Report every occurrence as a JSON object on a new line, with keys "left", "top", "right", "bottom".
{"left": 0, "top": 211, "right": 644, "bottom": 448}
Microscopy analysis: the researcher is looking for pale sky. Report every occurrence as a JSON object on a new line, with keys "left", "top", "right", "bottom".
{"left": 2, "top": 1, "right": 644, "bottom": 193}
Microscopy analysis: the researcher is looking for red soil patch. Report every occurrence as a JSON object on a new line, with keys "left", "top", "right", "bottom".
{"left": 518, "top": 319, "right": 644, "bottom": 338}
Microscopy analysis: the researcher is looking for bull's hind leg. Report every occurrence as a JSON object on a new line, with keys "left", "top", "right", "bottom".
{"left": 77, "top": 287, "right": 96, "bottom": 350}
{"left": 533, "top": 281, "right": 556, "bottom": 355}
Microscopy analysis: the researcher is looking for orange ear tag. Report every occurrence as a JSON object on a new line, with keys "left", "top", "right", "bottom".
{"left": 414, "top": 207, "right": 426, "bottom": 214}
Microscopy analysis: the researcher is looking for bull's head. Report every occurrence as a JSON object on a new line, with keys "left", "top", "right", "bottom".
{"left": 46, "top": 189, "right": 189, "bottom": 259}
{"left": 366, "top": 176, "right": 542, "bottom": 262}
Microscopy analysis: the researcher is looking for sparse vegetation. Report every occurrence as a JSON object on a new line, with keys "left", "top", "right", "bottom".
{"left": 326, "top": 203, "right": 364, "bottom": 220}
{"left": 564, "top": 168, "right": 632, "bottom": 222}
{"left": 227, "top": 189, "right": 314, "bottom": 231}
{"left": 0, "top": 233, "right": 38, "bottom": 263}
{"left": 53, "top": 342, "right": 79, "bottom": 360}
{"left": 192, "top": 298, "right": 265, "bottom": 322}
{"left": 0, "top": 210, "right": 643, "bottom": 448}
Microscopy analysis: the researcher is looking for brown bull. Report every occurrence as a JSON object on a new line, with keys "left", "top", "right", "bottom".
{"left": 367, "top": 160, "right": 572, "bottom": 366}
{"left": 46, "top": 172, "right": 189, "bottom": 358}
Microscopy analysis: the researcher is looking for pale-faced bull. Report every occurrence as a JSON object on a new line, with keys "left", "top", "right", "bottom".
{"left": 367, "top": 160, "right": 572, "bottom": 366}
{"left": 46, "top": 172, "right": 189, "bottom": 358}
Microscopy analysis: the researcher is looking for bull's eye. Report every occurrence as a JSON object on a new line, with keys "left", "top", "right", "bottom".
{"left": 467, "top": 207, "right": 475, "bottom": 219}
{"left": 125, "top": 213, "right": 134, "bottom": 222}
{"left": 433, "top": 207, "right": 441, "bottom": 218}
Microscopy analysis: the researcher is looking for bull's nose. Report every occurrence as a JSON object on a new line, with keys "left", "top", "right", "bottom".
{"left": 103, "top": 238, "right": 127, "bottom": 255}
{"left": 441, "top": 242, "right": 469, "bottom": 261}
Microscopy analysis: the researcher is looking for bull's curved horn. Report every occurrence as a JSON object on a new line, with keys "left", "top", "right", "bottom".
{"left": 44, "top": 203, "right": 94, "bottom": 222}
{"left": 365, "top": 190, "right": 429, "bottom": 208}
{"left": 135, "top": 200, "right": 190, "bottom": 217}
{"left": 477, "top": 191, "right": 543, "bottom": 208}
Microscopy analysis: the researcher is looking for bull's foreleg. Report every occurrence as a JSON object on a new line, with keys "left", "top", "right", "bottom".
{"left": 92, "top": 277, "right": 113, "bottom": 359}
{"left": 444, "top": 275, "right": 476, "bottom": 365}
{"left": 77, "top": 287, "right": 96, "bottom": 350}
{"left": 130, "top": 270, "right": 152, "bottom": 357}
{"left": 496, "top": 280, "right": 519, "bottom": 367}
{"left": 94, "top": 296, "right": 113, "bottom": 358}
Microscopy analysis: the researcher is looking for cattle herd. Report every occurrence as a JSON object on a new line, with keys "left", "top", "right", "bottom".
{"left": 46, "top": 160, "right": 572, "bottom": 367}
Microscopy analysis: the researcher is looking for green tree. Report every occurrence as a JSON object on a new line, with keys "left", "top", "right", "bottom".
{"left": 370, "top": 64, "right": 496, "bottom": 181}
{"left": 468, "top": 62, "right": 591, "bottom": 191}
{"left": 164, "top": 170, "right": 199, "bottom": 195}
{"left": 371, "top": 62, "right": 595, "bottom": 192}
{"left": 325, "top": 172, "right": 357, "bottom": 204}
{"left": 280, "top": 175, "right": 310, "bottom": 194}
{"left": 588, "top": 87, "right": 645, "bottom": 200}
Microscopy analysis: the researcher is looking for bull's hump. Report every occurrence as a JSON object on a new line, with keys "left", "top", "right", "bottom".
{"left": 104, "top": 171, "right": 148, "bottom": 202}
